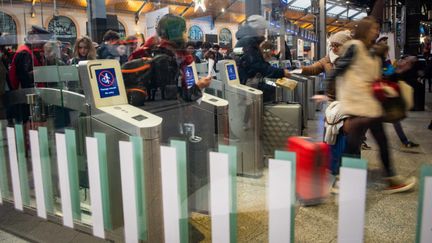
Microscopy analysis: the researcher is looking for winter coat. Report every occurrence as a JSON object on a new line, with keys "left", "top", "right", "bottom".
{"left": 235, "top": 25, "right": 285, "bottom": 84}
{"left": 329, "top": 40, "right": 383, "bottom": 118}
{"left": 301, "top": 55, "right": 336, "bottom": 100}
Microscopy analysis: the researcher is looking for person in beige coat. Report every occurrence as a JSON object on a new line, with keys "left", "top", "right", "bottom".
{"left": 327, "top": 17, "right": 416, "bottom": 194}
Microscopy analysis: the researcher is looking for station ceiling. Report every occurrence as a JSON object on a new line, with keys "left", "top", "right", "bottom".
{"left": 14, "top": 0, "right": 366, "bottom": 32}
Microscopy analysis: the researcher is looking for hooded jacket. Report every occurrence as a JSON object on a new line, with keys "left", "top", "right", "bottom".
{"left": 235, "top": 24, "right": 285, "bottom": 85}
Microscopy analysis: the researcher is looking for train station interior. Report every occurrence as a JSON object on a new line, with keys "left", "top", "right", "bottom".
{"left": 0, "top": 0, "right": 431, "bottom": 242}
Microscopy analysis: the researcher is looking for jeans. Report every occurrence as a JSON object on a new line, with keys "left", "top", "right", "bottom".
{"left": 393, "top": 121, "right": 409, "bottom": 145}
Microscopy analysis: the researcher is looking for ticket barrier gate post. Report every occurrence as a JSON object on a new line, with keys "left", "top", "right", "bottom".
{"left": 286, "top": 74, "right": 310, "bottom": 124}
{"left": 3, "top": 86, "right": 162, "bottom": 240}
{"left": 204, "top": 60, "right": 264, "bottom": 177}
{"left": 79, "top": 60, "right": 164, "bottom": 242}
{"left": 140, "top": 62, "right": 229, "bottom": 213}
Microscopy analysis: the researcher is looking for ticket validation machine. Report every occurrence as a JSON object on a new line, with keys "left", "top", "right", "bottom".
{"left": 78, "top": 60, "right": 164, "bottom": 241}
{"left": 206, "top": 60, "right": 264, "bottom": 177}
{"left": 141, "top": 62, "right": 229, "bottom": 213}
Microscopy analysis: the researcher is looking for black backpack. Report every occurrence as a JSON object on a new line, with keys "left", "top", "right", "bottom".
{"left": 122, "top": 52, "right": 179, "bottom": 106}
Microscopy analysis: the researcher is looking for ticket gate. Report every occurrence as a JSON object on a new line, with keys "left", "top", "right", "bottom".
{"left": 141, "top": 62, "right": 229, "bottom": 213}
{"left": 203, "top": 60, "right": 264, "bottom": 177}
{"left": 287, "top": 74, "right": 309, "bottom": 124}
{"left": 79, "top": 60, "right": 164, "bottom": 241}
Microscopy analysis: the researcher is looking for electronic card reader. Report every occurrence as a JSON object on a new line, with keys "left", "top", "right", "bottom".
{"left": 79, "top": 59, "right": 162, "bottom": 136}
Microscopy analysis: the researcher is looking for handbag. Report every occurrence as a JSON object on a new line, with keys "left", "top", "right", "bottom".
{"left": 398, "top": 80, "right": 414, "bottom": 110}
{"left": 372, "top": 79, "right": 406, "bottom": 122}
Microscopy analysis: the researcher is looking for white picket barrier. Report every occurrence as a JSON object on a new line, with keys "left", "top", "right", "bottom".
{"left": 6, "top": 127, "right": 22, "bottom": 211}
{"left": 86, "top": 137, "right": 106, "bottom": 239}
{"left": 160, "top": 146, "right": 181, "bottom": 243}
{"left": 119, "top": 141, "right": 139, "bottom": 243}
{"left": 209, "top": 151, "right": 231, "bottom": 243}
{"left": 55, "top": 133, "right": 74, "bottom": 228}
{"left": 337, "top": 158, "right": 368, "bottom": 243}
{"left": 29, "top": 130, "right": 47, "bottom": 219}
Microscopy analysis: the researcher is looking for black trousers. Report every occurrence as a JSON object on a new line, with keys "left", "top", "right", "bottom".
{"left": 344, "top": 116, "right": 395, "bottom": 177}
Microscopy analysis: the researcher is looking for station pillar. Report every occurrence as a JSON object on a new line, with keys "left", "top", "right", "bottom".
{"left": 87, "top": 0, "right": 107, "bottom": 44}
{"left": 245, "top": 0, "right": 262, "bottom": 17}
{"left": 318, "top": 0, "right": 327, "bottom": 59}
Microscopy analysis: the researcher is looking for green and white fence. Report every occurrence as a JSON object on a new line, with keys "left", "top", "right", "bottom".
{"left": 0, "top": 124, "right": 430, "bottom": 243}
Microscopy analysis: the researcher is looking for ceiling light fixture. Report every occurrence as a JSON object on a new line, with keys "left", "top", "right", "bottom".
{"left": 194, "top": 0, "right": 206, "bottom": 12}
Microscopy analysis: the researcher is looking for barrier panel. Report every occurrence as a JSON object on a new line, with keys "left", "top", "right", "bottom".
{"left": 0, "top": 126, "right": 428, "bottom": 242}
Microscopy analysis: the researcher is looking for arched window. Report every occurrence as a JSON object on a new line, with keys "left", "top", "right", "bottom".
{"left": 118, "top": 21, "right": 126, "bottom": 38}
{"left": 188, "top": 25, "right": 203, "bottom": 41}
{"left": 48, "top": 16, "right": 77, "bottom": 45}
{"left": 219, "top": 28, "right": 232, "bottom": 48}
{"left": 0, "top": 11, "right": 18, "bottom": 45}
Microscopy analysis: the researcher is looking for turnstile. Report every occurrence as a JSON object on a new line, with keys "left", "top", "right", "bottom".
{"left": 4, "top": 86, "right": 162, "bottom": 241}
{"left": 204, "top": 60, "right": 264, "bottom": 177}
{"left": 79, "top": 60, "right": 164, "bottom": 242}
{"left": 142, "top": 93, "right": 229, "bottom": 213}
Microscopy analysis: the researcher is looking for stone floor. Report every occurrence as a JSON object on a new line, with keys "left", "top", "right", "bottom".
{"left": 0, "top": 91, "right": 431, "bottom": 243}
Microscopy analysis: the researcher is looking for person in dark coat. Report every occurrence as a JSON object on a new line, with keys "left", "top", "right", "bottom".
{"left": 97, "top": 30, "right": 120, "bottom": 60}
{"left": 234, "top": 15, "right": 290, "bottom": 86}
{"left": 154, "top": 14, "right": 211, "bottom": 102}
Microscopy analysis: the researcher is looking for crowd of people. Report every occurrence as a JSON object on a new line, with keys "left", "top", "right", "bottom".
{"left": 0, "top": 12, "right": 431, "bottom": 195}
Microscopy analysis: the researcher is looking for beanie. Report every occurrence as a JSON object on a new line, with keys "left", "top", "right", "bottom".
{"left": 329, "top": 30, "right": 352, "bottom": 45}
{"left": 247, "top": 15, "right": 269, "bottom": 32}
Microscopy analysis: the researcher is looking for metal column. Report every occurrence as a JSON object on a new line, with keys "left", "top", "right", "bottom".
{"left": 245, "top": 0, "right": 262, "bottom": 17}
{"left": 87, "top": 0, "right": 107, "bottom": 43}
{"left": 318, "top": 0, "right": 327, "bottom": 59}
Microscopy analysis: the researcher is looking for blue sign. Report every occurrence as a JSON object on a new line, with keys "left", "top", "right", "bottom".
{"left": 184, "top": 66, "right": 196, "bottom": 89}
{"left": 280, "top": 0, "right": 289, "bottom": 4}
{"left": 95, "top": 68, "right": 120, "bottom": 98}
{"left": 227, "top": 64, "right": 237, "bottom": 81}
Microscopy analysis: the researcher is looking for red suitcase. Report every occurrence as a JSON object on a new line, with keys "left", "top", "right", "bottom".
{"left": 286, "top": 137, "right": 330, "bottom": 205}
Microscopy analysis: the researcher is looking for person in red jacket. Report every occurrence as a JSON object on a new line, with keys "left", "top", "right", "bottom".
{"left": 8, "top": 25, "right": 52, "bottom": 90}
{"left": 7, "top": 26, "right": 52, "bottom": 124}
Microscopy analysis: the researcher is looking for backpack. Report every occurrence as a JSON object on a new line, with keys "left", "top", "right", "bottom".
{"left": 121, "top": 51, "right": 179, "bottom": 106}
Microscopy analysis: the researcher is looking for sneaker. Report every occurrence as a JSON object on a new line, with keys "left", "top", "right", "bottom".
{"left": 361, "top": 141, "right": 372, "bottom": 150}
{"left": 331, "top": 176, "right": 340, "bottom": 194}
{"left": 383, "top": 175, "right": 416, "bottom": 194}
{"left": 402, "top": 141, "right": 419, "bottom": 148}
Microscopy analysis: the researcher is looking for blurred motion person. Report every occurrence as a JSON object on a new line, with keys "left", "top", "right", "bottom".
{"left": 186, "top": 41, "right": 201, "bottom": 63}
{"left": 327, "top": 17, "right": 416, "bottom": 193}
{"left": 235, "top": 15, "right": 290, "bottom": 87}
{"left": 97, "top": 30, "right": 120, "bottom": 60}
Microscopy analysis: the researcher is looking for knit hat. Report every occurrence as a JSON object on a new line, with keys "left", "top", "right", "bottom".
{"left": 247, "top": 15, "right": 269, "bottom": 36}
{"left": 329, "top": 30, "right": 352, "bottom": 45}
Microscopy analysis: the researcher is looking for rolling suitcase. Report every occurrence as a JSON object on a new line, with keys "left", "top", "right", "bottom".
{"left": 286, "top": 137, "right": 330, "bottom": 205}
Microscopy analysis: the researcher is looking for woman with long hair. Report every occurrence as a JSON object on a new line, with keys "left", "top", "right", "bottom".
{"left": 327, "top": 16, "right": 416, "bottom": 193}
{"left": 70, "top": 36, "right": 96, "bottom": 64}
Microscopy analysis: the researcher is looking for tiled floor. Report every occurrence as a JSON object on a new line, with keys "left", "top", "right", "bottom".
{"left": 1, "top": 91, "right": 431, "bottom": 242}
{"left": 0, "top": 229, "right": 27, "bottom": 242}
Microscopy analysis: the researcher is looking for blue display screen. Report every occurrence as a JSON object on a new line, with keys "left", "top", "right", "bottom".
{"left": 184, "top": 66, "right": 196, "bottom": 89}
{"left": 227, "top": 64, "right": 237, "bottom": 81}
{"left": 95, "top": 68, "right": 120, "bottom": 98}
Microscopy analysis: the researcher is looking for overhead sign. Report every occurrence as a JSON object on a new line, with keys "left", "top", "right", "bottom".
{"left": 145, "top": 7, "right": 170, "bottom": 37}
